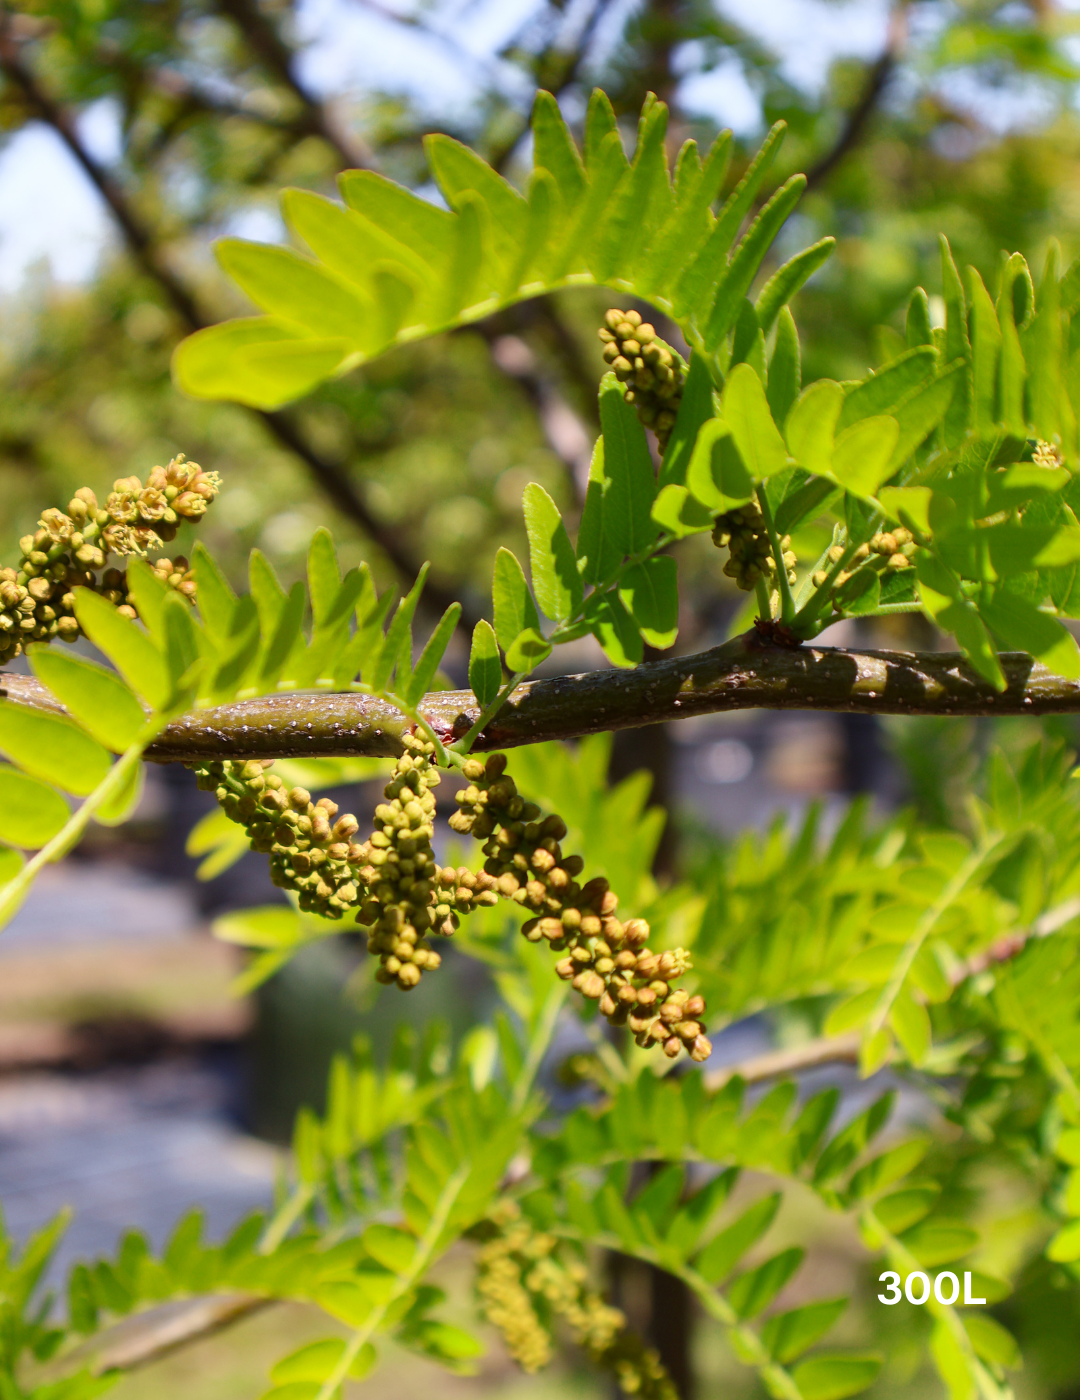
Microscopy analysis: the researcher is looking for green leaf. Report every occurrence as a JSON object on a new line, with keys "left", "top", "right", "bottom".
{"left": 504, "top": 626, "right": 552, "bottom": 672}
{"left": 847, "top": 1140, "right": 927, "bottom": 1202}
{"left": 962, "top": 1315, "right": 1020, "bottom": 1369}
{"left": 829, "top": 416, "right": 900, "bottom": 499}
{"left": 597, "top": 374, "right": 658, "bottom": 557}
{"left": 761, "top": 1297, "right": 847, "bottom": 1363}
{"left": 307, "top": 528, "right": 341, "bottom": 626}
{"left": 726, "top": 1247, "right": 803, "bottom": 1319}
{"left": 618, "top": 556, "right": 679, "bottom": 648}
{"left": 889, "top": 988, "right": 932, "bottom": 1066}
{"left": 791, "top": 1352, "right": 882, "bottom": 1400}
{"left": 213, "top": 906, "right": 307, "bottom": 948}
{"left": 586, "top": 591, "right": 644, "bottom": 668}
{"left": 686, "top": 420, "right": 755, "bottom": 510}
{"left": 469, "top": 621, "right": 502, "bottom": 707}
{"left": 95, "top": 761, "right": 147, "bottom": 828}
{"left": 722, "top": 363, "right": 789, "bottom": 481}
{"left": 0, "top": 700, "right": 111, "bottom": 796}
{"left": 872, "top": 1186, "right": 940, "bottom": 1234}
{"left": 404, "top": 604, "right": 462, "bottom": 707}
{"left": 754, "top": 236, "right": 835, "bottom": 335}
{"left": 767, "top": 307, "right": 802, "bottom": 427}
{"left": 532, "top": 90, "right": 586, "bottom": 204}
{"left": 492, "top": 548, "right": 541, "bottom": 653}
{"left": 998, "top": 252, "right": 1031, "bottom": 436}
{"left": 270, "top": 1338, "right": 376, "bottom": 1384}
{"left": 370, "top": 566, "right": 428, "bottom": 694}
{"left": 888, "top": 363, "right": 962, "bottom": 470}
{"left": 837, "top": 347, "right": 938, "bottom": 432}
{"left": 658, "top": 353, "right": 716, "bottom": 491}
{"left": 72, "top": 589, "right": 170, "bottom": 711}
{"left": 522, "top": 483, "right": 582, "bottom": 623}
{"left": 939, "top": 236, "right": 971, "bottom": 445}
{"left": 813, "top": 1093, "right": 894, "bottom": 1184}
{"left": 981, "top": 589, "right": 1080, "bottom": 678}
{"left": 191, "top": 544, "right": 238, "bottom": 645}
{"left": 916, "top": 556, "right": 1004, "bottom": 690}
{"left": 968, "top": 266, "right": 1001, "bottom": 436}
{"left": 673, "top": 121, "right": 786, "bottom": 320}
{"left": 906, "top": 287, "right": 933, "bottom": 347}
{"left": 216, "top": 239, "right": 372, "bottom": 346}
{"left": 650, "top": 483, "right": 714, "bottom": 538}
{"left": 0, "top": 846, "right": 24, "bottom": 887}
{"left": 171, "top": 317, "right": 352, "bottom": 410}
{"left": 0, "top": 767, "right": 69, "bottom": 847}
{"left": 703, "top": 176, "right": 807, "bottom": 351}
{"left": 695, "top": 1193, "right": 781, "bottom": 1284}
{"left": 26, "top": 648, "right": 147, "bottom": 753}
{"left": 899, "top": 1219, "right": 978, "bottom": 1266}
{"left": 786, "top": 380, "right": 844, "bottom": 477}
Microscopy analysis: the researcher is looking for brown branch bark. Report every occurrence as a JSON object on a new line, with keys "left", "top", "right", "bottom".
{"left": 705, "top": 1033, "right": 862, "bottom": 1090}
{"left": 3, "top": 638, "right": 1078, "bottom": 763}
{"left": 804, "top": 5, "right": 908, "bottom": 192}
{"left": 56, "top": 1294, "right": 271, "bottom": 1376}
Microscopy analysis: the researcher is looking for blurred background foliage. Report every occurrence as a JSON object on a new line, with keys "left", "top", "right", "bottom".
{"left": 6, "top": 4, "right": 1080, "bottom": 1398}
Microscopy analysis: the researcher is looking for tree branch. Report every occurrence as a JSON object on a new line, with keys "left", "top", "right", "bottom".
{"left": 804, "top": 4, "right": 908, "bottom": 192}
{"left": 705, "top": 1033, "right": 861, "bottom": 1089}
{"left": 57, "top": 1294, "right": 270, "bottom": 1376}
{"left": 4, "top": 639, "right": 1078, "bottom": 763}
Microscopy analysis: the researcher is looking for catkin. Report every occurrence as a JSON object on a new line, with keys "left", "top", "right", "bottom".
{"left": 449, "top": 753, "right": 712, "bottom": 1063}
{"left": 598, "top": 309, "right": 685, "bottom": 453}
{"left": 475, "top": 1201, "right": 677, "bottom": 1399}
{"left": 0, "top": 455, "right": 216, "bottom": 665}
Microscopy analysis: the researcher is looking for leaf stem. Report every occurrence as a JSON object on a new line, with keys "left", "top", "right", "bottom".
{"left": 755, "top": 488, "right": 795, "bottom": 625}
{"left": 313, "top": 1162, "right": 470, "bottom": 1400}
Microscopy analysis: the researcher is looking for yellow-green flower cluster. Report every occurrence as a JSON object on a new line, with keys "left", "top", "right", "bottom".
{"left": 448, "top": 753, "right": 712, "bottom": 1062}
{"left": 598, "top": 309, "right": 685, "bottom": 452}
{"left": 475, "top": 1201, "right": 676, "bottom": 1400}
{"left": 812, "top": 527, "right": 916, "bottom": 612}
{"left": 712, "top": 502, "right": 796, "bottom": 593}
{"left": 195, "top": 758, "right": 363, "bottom": 919}
{"left": 0, "top": 456, "right": 214, "bottom": 666}
{"left": 352, "top": 735, "right": 499, "bottom": 989}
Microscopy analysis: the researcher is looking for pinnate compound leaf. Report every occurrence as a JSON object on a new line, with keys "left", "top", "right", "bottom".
{"left": 790, "top": 1352, "right": 882, "bottom": 1400}
{"left": 0, "top": 701, "right": 111, "bottom": 796}
{"left": 73, "top": 589, "right": 171, "bottom": 711}
{"left": 26, "top": 649, "right": 147, "bottom": 754}
{"left": 523, "top": 483, "right": 582, "bottom": 623}
{"left": 492, "top": 548, "right": 541, "bottom": 653}
{"left": 0, "top": 767, "right": 69, "bottom": 847}
{"left": 270, "top": 1338, "right": 376, "bottom": 1384}
{"left": 469, "top": 620, "right": 502, "bottom": 706}
{"left": 761, "top": 1297, "right": 848, "bottom": 1363}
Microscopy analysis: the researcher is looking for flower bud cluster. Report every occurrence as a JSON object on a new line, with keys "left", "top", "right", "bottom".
{"left": 0, "top": 457, "right": 214, "bottom": 666}
{"left": 475, "top": 1201, "right": 676, "bottom": 1400}
{"left": 448, "top": 753, "right": 712, "bottom": 1062}
{"left": 350, "top": 735, "right": 478, "bottom": 990}
{"left": 598, "top": 309, "right": 684, "bottom": 453}
{"left": 711, "top": 503, "right": 796, "bottom": 593}
{"left": 811, "top": 527, "right": 916, "bottom": 612}
{"left": 196, "top": 757, "right": 364, "bottom": 917}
